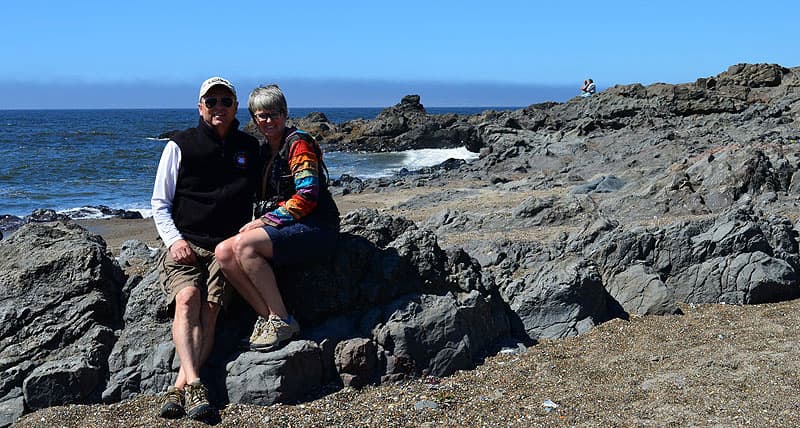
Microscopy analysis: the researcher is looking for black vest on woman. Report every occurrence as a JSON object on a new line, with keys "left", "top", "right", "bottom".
{"left": 258, "top": 126, "right": 340, "bottom": 229}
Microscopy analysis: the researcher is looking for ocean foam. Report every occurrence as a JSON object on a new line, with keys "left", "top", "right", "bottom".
{"left": 326, "top": 147, "right": 479, "bottom": 180}
{"left": 58, "top": 205, "right": 152, "bottom": 219}
{"left": 399, "top": 147, "right": 480, "bottom": 170}
{"left": 59, "top": 207, "right": 110, "bottom": 219}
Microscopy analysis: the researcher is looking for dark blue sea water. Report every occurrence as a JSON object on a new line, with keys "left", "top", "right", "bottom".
{"left": 0, "top": 107, "right": 515, "bottom": 218}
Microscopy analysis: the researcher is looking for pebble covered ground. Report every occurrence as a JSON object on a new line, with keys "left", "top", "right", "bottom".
{"left": 14, "top": 300, "right": 800, "bottom": 427}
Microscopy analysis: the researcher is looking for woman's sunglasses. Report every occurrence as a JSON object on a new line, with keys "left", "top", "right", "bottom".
{"left": 203, "top": 97, "right": 234, "bottom": 108}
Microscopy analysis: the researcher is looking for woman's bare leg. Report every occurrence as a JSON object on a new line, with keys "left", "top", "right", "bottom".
{"left": 231, "top": 228, "right": 289, "bottom": 320}
{"left": 215, "top": 237, "right": 270, "bottom": 318}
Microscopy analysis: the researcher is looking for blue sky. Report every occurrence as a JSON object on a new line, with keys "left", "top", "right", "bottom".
{"left": 2, "top": 0, "right": 797, "bottom": 108}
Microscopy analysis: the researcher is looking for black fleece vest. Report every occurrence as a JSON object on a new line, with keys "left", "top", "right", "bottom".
{"left": 171, "top": 118, "right": 260, "bottom": 250}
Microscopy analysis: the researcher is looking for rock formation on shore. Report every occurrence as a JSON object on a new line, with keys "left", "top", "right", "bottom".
{"left": 2, "top": 63, "right": 800, "bottom": 426}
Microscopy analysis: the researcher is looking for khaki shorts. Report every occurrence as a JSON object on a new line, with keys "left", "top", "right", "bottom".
{"left": 158, "top": 243, "right": 228, "bottom": 307}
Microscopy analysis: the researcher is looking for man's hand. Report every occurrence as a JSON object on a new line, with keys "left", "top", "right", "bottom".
{"left": 239, "top": 217, "right": 277, "bottom": 233}
{"left": 169, "top": 239, "right": 197, "bottom": 265}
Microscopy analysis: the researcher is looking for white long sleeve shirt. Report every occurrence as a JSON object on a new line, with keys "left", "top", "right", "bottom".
{"left": 151, "top": 141, "right": 183, "bottom": 249}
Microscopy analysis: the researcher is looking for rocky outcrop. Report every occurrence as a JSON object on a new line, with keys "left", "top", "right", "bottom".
{"left": 0, "top": 222, "right": 125, "bottom": 422}
{"left": 101, "top": 207, "right": 515, "bottom": 405}
{"left": 0, "top": 208, "right": 142, "bottom": 238}
{"left": 285, "top": 94, "right": 484, "bottom": 153}
{"left": 6, "top": 62, "right": 800, "bottom": 425}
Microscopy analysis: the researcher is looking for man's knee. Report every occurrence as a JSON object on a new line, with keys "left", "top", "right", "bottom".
{"left": 174, "top": 286, "right": 202, "bottom": 316}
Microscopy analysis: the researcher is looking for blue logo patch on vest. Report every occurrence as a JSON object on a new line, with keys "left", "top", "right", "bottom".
{"left": 234, "top": 152, "right": 248, "bottom": 169}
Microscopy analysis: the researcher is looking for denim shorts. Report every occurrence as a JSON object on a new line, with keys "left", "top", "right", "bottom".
{"left": 263, "top": 216, "right": 339, "bottom": 267}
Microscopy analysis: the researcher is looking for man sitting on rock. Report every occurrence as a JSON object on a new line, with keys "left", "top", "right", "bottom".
{"left": 151, "top": 77, "right": 260, "bottom": 421}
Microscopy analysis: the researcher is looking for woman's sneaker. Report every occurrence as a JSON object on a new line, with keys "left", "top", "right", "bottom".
{"left": 184, "top": 380, "right": 212, "bottom": 421}
{"left": 240, "top": 316, "right": 269, "bottom": 349}
{"left": 159, "top": 386, "right": 184, "bottom": 419}
{"left": 249, "top": 314, "right": 300, "bottom": 351}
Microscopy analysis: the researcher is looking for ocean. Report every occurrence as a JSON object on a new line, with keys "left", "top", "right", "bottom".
{"left": 0, "top": 107, "right": 513, "bottom": 218}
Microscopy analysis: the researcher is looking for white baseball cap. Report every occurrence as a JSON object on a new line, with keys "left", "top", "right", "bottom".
{"left": 198, "top": 77, "right": 236, "bottom": 101}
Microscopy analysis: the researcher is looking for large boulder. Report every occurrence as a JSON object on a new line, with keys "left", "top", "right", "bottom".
{"left": 605, "top": 264, "right": 679, "bottom": 316}
{"left": 101, "top": 269, "right": 173, "bottom": 403}
{"left": 0, "top": 221, "right": 124, "bottom": 417}
{"left": 499, "top": 257, "right": 609, "bottom": 340}
{"left": 225, "top": 341, "right": 324, "bottom": 406}
{"left": 375, "top": 290, "right": 509, "bottom": 379}
{"left": 667, "top": 251, "right": 798, "bottom": 304}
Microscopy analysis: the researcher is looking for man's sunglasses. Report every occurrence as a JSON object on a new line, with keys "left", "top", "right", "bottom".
{"left": 203, "top": 97, "right": 234, "bottom": 108}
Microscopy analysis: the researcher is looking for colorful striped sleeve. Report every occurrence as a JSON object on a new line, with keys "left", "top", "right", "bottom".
{"left": 262, "top": 138, "right": 321, "bottom": 226}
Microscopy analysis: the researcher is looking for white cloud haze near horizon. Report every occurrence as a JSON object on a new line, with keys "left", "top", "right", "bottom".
{"left": 0, "top": 80, "right": 577, "bottom": 109}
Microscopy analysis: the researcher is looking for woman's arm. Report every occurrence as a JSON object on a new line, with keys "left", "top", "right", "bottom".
{"left": 261, "top": 138, "right": 321, "bottom": 227}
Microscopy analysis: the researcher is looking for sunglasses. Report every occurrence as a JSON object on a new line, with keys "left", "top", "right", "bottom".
{"left": 253, "top": 111, "right": 284, "bottom": 121}
{"left": 203, "top": 97, "right": 234, "bottom": 108}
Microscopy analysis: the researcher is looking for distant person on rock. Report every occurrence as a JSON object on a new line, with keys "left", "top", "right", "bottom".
{"left": 215, "top": 84, "right": 340, "bottom": 353}
{"left": 151, "top": 77, "right": 260, "bottom": 421}
{"left": 581, "top": 78, "right": 596, "bottom": 97}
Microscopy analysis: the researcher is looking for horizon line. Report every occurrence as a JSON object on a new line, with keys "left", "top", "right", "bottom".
{"left": 0, "top": 105, "right": 533, "bottom": 111}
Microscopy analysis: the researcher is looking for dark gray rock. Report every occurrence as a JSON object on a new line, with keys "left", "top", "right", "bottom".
{"left": 23, "top": 356, "right": 104, "bottom": 410}
{"left": 717, "top": 63, "right": 788, "bottom": 88}
{"left": 512, "top": 196, "right": 554, "bottom": 218}
{"left": 570, "top": 175, "right": 625, "bottom": 194}
{"left": 0, "top": 221, "right": 124, "bottom": 414}
{"left": 117, "top": 239, "right": 159, "bottom": 268}
{"left": 102, "top": 269, "right": 173, "bottom": 403}
{"left": 423, "top": 209, "right": 479, "bottom": 235}
{"left": 330, "top": 174, "right": 365, "bottom": 194}
{"left": 668, "top": 251, "right": 798, "bottom": 304}
{"left": 325, "top": 95, "right": 481, "bottom": 152}
{"left": 375, "top": 291, "right": 509, "bottom": 378}
{"left": 67, "top": 206, "right": 144, "bottom": 220}
{"left": 340, "top": 208, "right": 416, "bottom": 248}
{"left": 101, "top": 208, "right": 511, "bottom": 407}
{"left": 0, "top": 215, "right": 23, "bottom": 234}
{"left": 157, "top": 130, "right": 180, "bottom": 140}
{"left": 605, "top": 264, "right": 679, "bottom": 316}
{"left": 499, "top": 258, "right": 608, "bottom": 340}
{"left": 0, "top": 388, "right": 24, "bottom": 428}
{"left": 24, "top": 209, "right": 71, "bottom": 223}
{"left": 225, "top": 340, "right": 323, "bottom": 405}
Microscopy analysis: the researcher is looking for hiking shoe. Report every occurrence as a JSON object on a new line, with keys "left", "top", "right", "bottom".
{"left": 184, "top": 380, "right": 212, "bottom": 421}
{"left": 239, "top": 316, "right": 269, "bottom": 349}
{"left": 249, "top": 314, "right": 300, "bottom": 351}
{"left": 159, "top": 386, "right": 184, "bottom": 419}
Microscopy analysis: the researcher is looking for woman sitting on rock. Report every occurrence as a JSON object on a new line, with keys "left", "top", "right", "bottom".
{"left": 215, "top": 84, "right": 340, "bottom": 351}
